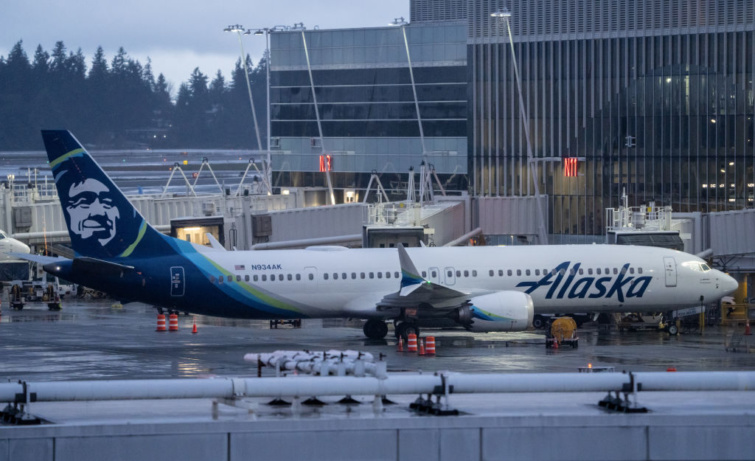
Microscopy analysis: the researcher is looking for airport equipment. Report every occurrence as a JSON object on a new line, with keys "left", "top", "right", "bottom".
{"left": 243, "top": 350, "right": 385, "bottom": 378}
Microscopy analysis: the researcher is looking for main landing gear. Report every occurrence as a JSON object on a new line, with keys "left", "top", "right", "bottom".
{"left": 363, "top": 319, "right": 389, "bottom": 339}
{"left": 394, "top": 321, "right": 419, "bottom": 342}
{"left": 362, "top": 319, "right": 421, "bottom": 341}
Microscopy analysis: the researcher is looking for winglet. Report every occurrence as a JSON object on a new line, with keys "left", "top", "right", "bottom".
{"left": 206, "top": 233, "right": 226, "bottom": 251}
{"left": 397, "top": 244, "right": 425, "bottom": 290}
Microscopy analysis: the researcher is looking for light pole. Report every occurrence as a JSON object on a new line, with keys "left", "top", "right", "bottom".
{"left": 224, "top": 25, "right": 263, "bottom": 153}
{"left": 491, "top": 10, "right": 548, "bottom": 244}
{"left": 389, "top": 17, "right": 426, "bottom": 157}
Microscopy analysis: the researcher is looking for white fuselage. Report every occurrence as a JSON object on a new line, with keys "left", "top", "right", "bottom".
{"left": 0, "top": 230, "right": 30, "bottom": 262}
{"left": 200, "top": 244, "right": 737, "bottom": 319}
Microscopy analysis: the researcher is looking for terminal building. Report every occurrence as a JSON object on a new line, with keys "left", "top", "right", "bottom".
{"left": 266, "top": 0, "right": 754, "bottom": 247}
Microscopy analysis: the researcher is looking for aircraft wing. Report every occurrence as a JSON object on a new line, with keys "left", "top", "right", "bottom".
{"left": 7, "top": 253, "right": 66, "bottom": 265}
{"left": 377, "top": 245, "right": 472, "bottom": 310}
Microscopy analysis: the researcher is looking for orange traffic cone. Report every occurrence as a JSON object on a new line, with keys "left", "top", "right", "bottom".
{"left": 397, "top": 336, "right": 404, "bottom": 352}
{"left": 192, "top": 318, "right": 198, "bottom": 334}
{"left": 553, "top": 338, "right": 559, "bottom": 349}
{"left": 745, "top": 320, "right": 751, "bottom": 336}
{"left": 407, "top": 333, "right": 418, "bottom": 352}
{"left": 425, "top": 336, "right": 436, "bottom": 355}
{"left": 156, "top": 314, "right": 166, "bottom": 332}
{"left": 418, "top": 338, "right": 425, "bottom": 356}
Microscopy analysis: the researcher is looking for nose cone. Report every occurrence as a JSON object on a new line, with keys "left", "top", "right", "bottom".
{"left": 15, "top": 241, "right": 31, "bottom": 254}
{"left": 721, "top": 273, "right": 738, "bottom": 296}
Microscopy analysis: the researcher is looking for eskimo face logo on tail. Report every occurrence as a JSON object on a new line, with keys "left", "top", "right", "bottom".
{"left": 64, "top": 178, "right": 120, "bottom": 247}
{"left": 53, "top": 157, "right": 144, "bottom": 259}
{"left": 516, "top": 261, "right": 652, "bottom": 302}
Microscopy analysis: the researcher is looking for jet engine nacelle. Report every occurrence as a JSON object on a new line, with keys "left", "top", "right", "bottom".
{"left": 457, "top": 291, "right": 534, "bottom": 332}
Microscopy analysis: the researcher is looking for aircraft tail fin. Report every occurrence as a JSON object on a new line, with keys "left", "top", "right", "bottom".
{"left": 42, "top": 130, "right": 173, "bottom": 260}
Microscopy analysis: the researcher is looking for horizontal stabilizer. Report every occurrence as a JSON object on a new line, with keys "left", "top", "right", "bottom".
{"left": 8, "top": 253, "right": 66, "bottom": 265}
{"left": 69, "top": 257, "right": 135, "bottom": 276}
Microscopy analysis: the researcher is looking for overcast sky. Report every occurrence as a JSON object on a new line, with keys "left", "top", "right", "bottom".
{"left": 2, "top": 0, "right": 409, "bottom": 94}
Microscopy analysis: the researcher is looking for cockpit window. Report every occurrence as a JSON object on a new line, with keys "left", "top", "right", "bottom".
{"left": 700, "top": 263, "right": 711, "bottom": 272}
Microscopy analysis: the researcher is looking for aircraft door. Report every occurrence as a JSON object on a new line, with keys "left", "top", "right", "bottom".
{"left": 170, "top": 266, "right": 185, "bottom": 296}
{"left": 444, "top": 267, "right": 456, "bottom": 286}
{"left": 663, "top": 256, "right": 677, "bottom": 287}
{"left": 428, "top": 267, "right": 441, "bottom": 284}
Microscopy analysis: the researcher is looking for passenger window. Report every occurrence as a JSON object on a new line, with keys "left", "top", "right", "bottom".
{"left": 516, "top": 270, "right": 522, "bottom": 276}
{"left": 245, "top": 275, "right": 250, "bottom": 282}
{"left": 342, "top": 273, "right": 347, "bottom": 280}
{"left": 525, "top": 269, "right": 531, "bottom": 276}
{"left": 535, "top": 269, "right": 540, "bottom": 276}
{"left": 588, "top": 268, "right": 593, "bottom": 275}
{"left": 463, "top": 270, "right": 469, "bottom": 277}
{"left": 386, "top": 272, "right": 391, "bottom": 279}
{"left": 578, "top": 269, "right": 583, "bottom": 275}
{"left": 456, "top": 270, "right": 461, "bottom": 277}
{"left": 296, "top": 274, "right": 301, "bottom": 281}
{"left": 210, "top": 275, "right": 216, "bottom": 283}
{"left": 308, "top": 274, "right": 313, "bottom": 280}
{"left": 236, "top": 275, "right": 241, "bottom": 281}
{"left": 447, "top": 270, "right": 453, "bottom": 278}
{"left": 568, "top": 269, "right": 575, "bottom": 276}
{"left": 629, "top": 268, "right": 634, "bottom": 274}
{"left": 334, "top": 273, "right": 339, "bottom": 280}
{"left": 422, "top": 271, "right": 427, "bottom": 278}
{"left": 351, "top": 273, "right": 356, "bottom": 279}
{"left": 498, "top": 270, "right": 503, "bottom": 276}
{"left": 507, "top": 270, "right": 513, "bottom": 276}
{"left": 288, "top": 274, "right": 293, "bottom": 281}
{"left": 489, "top": 270, "right": 494, "bottom": 277}
{"left": 253, "top": 275, "right": 259, "bottom": 282}
{"left": 613, "top": 268, "right": 618, "bottom": 275}
{"left": 370, "top": 272, "right": 374, "bottom": 279}
{"left": 268, "top": 275, "right": 273, "bottom": 282}
{"left": 596, "top": 268, "right": 601, "bottom": 275}
{"left": 395, "top": 272, "right": 400, "bottom": 278}
{"left": 361, "top": 272, "right": 365, "bottom": 279}
{"left": 432, "top": 270, "right": 438, "bottom": 278}
{"left": 219, "top": 276, "right": 224, "bottom": 284}
{"left": 638, "top": 268, "right": 643, "bottom": 274}
{"left": 324, "top": 273, "right": 329, "bottom": 280}
{"left": 261, "top": 275, "right": 266, "bottom": 282}
{"left": 377, "top": 272, "right": 382, "bottom": 279}
{"left": 472, "top": 270, "right": 477, "bottom": 277}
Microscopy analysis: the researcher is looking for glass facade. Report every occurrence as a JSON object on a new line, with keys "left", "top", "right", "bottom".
{"left": 269, "top": 23, "right": 468, "bottom": 189}
{"left": 464, "top": 0, "right": 755, "bottom": 238}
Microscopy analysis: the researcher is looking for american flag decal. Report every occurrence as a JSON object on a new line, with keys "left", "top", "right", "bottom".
{"left": 235, "top": 265, "right": 245, "bottom": 270}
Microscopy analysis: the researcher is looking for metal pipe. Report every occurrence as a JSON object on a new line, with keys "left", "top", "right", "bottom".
{"left": 4, "top": 372, "right": 755, "bottom": 404}
{"left": 251, "top": 233, "right": 362, "bottom": 250}
{"left": 443, "top": 227, "right": 483, "bottom": 247}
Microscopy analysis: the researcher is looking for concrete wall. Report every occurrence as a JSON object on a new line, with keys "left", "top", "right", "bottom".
{"left": 474, "top": 196, "right": 549, "bottom": 237}
{"left": 3, "top": 412, "right": 755, "bottom": 461}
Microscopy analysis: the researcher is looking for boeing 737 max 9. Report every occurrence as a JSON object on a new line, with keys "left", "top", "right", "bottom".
{"left": 19, "top": 130, "right": 738, "bottom": 340}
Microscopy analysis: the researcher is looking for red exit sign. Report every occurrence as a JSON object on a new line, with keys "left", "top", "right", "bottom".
{"left": 319, "top": 154, "right": 332, "bottom": 172}
{"left": 564, "top": 157, "right": 579, "bottom": 177}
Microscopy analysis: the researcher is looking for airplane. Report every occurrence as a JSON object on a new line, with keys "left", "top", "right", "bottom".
{"left": 17, "top": 130, "right": 738, "bottom": 340}
{"left": 0, "top": 229, "right": 31, "bottom": 261}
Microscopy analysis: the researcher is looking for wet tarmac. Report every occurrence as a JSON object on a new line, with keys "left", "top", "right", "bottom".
{"left": 1, "top": 299, "right": 755, "bottom": 382}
